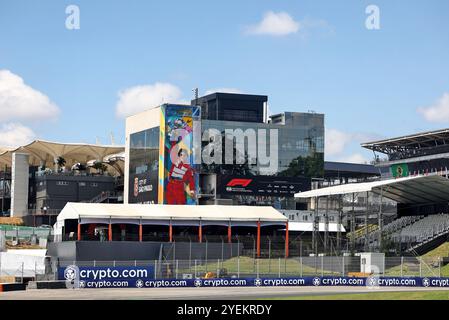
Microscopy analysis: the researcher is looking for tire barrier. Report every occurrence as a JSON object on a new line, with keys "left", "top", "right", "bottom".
{"left": 0, "top": 283, "right": 27, "bottom": 292}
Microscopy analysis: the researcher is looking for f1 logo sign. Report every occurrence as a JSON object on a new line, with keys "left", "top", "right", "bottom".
{"left": 226, "top": 179, "right": 252, "bottom": 187}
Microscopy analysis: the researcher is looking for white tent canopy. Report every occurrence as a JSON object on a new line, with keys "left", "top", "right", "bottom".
{"left": 54, "top": 203, "right": 288, "bottom": 235}
{"left": 295, "top": 173, "right": 449, "bottom": 204}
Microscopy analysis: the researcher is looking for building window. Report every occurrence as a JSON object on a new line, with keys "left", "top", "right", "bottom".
{"left": 57, "top": 181, "right": 69, "bottom": 186}
{"left": 329, "top": 216, "right": 335, "bottom": 222}
{"left": 79, "top": 182, "right": 86, "bottom": 187}
{"left": 91, "top": 183, "right": 98, "bottom": 187}
{"left": 303, "top": 215, "right": 308, "bottom": 221}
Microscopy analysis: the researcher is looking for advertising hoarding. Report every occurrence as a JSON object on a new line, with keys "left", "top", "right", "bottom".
{"left": 217, "top": 175, "right": 311, "bottom": 197}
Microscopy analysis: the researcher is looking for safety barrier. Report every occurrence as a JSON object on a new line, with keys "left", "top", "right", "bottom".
{"left": 0, "top": 283, "right": 27, "bottom": 292}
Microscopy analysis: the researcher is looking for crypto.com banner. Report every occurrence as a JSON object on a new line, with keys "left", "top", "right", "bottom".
{"left": 59, "top": 266, "right": 449, "bottom": 289}
{"left": 59, "top": 265, "right": 154, "bottom": 289}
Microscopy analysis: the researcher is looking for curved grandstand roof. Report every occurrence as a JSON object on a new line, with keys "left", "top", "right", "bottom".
{"left": 0, "top": 140, "right": 124, "bottom": 168}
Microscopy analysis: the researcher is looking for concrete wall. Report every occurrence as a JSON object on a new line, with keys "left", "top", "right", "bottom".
{"left": 47, "top": 241, "right": 77, "bottom": 261}
{"left": 35, "top": 175, "right": 115, "bottom": 209}
{"left": 47, "top": 241, "right": 242, "bottom": 261}
{"left": 0, "top": 231, "right": 5, "bottom": 252}
{"left": 10, "top": 153, "right": 29, "bottom": 217}
{"left": 124, "top": 107, "right": 161, "bottom": 204}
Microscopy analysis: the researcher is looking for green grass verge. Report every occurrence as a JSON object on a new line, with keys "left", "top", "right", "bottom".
{"left": 176, "top": 256, "right": 342, "bottom": 277}
{"left": 265, "top": 291, "right": 449, "bottom": 300}
{"left": 423, "top": 242, "right": 449, "bottom": 258}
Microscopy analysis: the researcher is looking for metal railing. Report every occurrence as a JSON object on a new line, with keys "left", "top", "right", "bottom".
{"left": 85, "top": 191, "right": 123, "bottom": 203}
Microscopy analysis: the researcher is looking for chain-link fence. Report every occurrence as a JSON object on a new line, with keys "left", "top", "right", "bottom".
{"left": 0, "top": 225, "right": 52, "bottom": 248}
{"left": 24, "top": 255, "right": 446, "bottom": 282}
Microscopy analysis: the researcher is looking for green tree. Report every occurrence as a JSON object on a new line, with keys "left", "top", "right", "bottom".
{"left": 279, "top": 153, "right": 324, "bottom": 178}
{"left": 92, "top": 161, "right": 108, "bottom": 175}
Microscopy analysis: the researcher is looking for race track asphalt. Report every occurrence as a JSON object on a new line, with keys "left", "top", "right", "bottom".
{"left": 0, "top": 286, "right": 447, "bottom": 300}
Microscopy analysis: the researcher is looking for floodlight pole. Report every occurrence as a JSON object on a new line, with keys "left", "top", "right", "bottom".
{"left": 337, "top": 194, "right": 342, "bottom": 255}
{"left": 351, "top": 193, "right": 355, "bottom": 255}
{"left": 365, "top": 191, "right": 369, "bottom": 252}
{"left": 256, "top": 220, "right": 261, "bottom": 258}
{"left": 378, "top": 187, "right": 383, "bottom": 251}
{"left": 324, "top": 195, "right": 329, "bottom": 256}
{"left": 313, "top": 197, "right": 318, "bottom": 255}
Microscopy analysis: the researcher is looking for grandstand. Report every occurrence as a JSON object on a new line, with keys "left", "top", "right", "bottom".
{"left": 392, "top": 214, "right": 449, "bottom": 253}
{"left": 295, "top": 128, "right": 449, "bottom": 256}
{"left": 362, "top": 129, "right": 449, "bottom": 255}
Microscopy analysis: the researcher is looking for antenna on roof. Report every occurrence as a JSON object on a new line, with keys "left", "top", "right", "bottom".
{"left": 110, "top": 132, "right": 115, "bottom": 145}
{"left": 96, "top": 136, "right": 100, "bottom": 145}
{"left": 193, "top": 88, "right": 199, "bottom": 105}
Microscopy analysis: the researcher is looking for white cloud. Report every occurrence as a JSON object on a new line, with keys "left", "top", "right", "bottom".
{"left": 115, "top": 82, "right": 185, "bottom": 118}
{"left": 325, "top": 128, "right": 381, "bottom": 164}
{"left": 337, "top": 153, "right": 370, "bottom": 164}
{"left": 0, "top": 70, "right": 60, "bottom": 122}
{"left": 204, "top": 88, "right": 242, "bottom": 95}
{"left": 417, "top": 93, "right": 449, "bottom": 123}
{"left": 0, "top": 123, "right": 36, "bottom": 148}
{"left": 325, "top": 128, "right": 352, "bottom": 156}
{"left": 245, "top": 11, "right": 300, "bottom": 36}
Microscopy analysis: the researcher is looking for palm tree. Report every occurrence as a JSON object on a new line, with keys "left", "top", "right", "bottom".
{"left": 55, "top": 156, "right": 66, "bottom": 172}
{"left": 92, "top": 161, "right": 108, "bottom": 175}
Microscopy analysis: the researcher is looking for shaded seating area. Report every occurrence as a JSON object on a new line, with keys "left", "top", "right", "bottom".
{"left": 54, "top": 202, "right": 289, "bottom": 257}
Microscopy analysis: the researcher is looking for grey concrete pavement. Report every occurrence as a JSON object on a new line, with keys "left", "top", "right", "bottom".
{"left": 1, "top": 286, "right": 447, "bottom": 300}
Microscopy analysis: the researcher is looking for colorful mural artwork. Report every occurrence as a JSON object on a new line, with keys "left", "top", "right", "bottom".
{"left": 158, "top": 105, "right": 200, "bottom": 205}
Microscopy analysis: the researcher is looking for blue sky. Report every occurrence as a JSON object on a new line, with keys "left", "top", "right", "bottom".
{"left": 0, "top": 0, "right": 448, "bottom": 163}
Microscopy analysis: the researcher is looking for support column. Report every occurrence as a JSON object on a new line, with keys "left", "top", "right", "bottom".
{"left": 77, "top": 222, "right": 81, "bottom": 241}
{"left": 198, "top": 222, "right": 202, "bottom": 243}
{"left": 257, "top": 220, "right": 261, "bottom": 258}
{"left": 228, "top": 222, "right": 232, "bottom": 243}
{"left": 108, "top": 222, "right": 112, "bottom": 241}
{"left": 169, "top": 220, "right": 173, "bottom": 243}
{"left": 10, "top": 153, "right": 29, "bottom": 217}
{"left": 139, "top": 223, "right": 143, "bottom": 242}
{"left": 285, "top": 221, "right": 289, "bottom": 258}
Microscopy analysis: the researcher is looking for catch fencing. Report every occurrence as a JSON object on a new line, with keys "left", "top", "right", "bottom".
{"left": 33, "top": 255, "right": 448, "bottom": 281}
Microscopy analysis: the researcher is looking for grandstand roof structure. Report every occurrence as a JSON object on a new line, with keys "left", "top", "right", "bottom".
{"left": 0, "top": 140, "right": 124, "bottom": 170}
{"left": 361, "top": 128, "right": 449, "bottom": 154}
{"left": 56, "top": 202, "right": 288, "bottom": 224}
{"left": 54, "top": 203, "right": 289, "bottom": 237}
{"left": 295, "top": 173, "right": 449, "bottom": 204}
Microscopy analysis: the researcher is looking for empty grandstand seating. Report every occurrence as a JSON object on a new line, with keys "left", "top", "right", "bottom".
{"left": 355, "top": 213, "right": 449, "bottom": 254}
{"left": 383, "top": 215, "right": 424, "bottom": 234}
{"left": 391, "top": 214, "right": 449, "bottom": 245}
{"left": 355, "top": 215, "right": 424, "bottom": 247}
